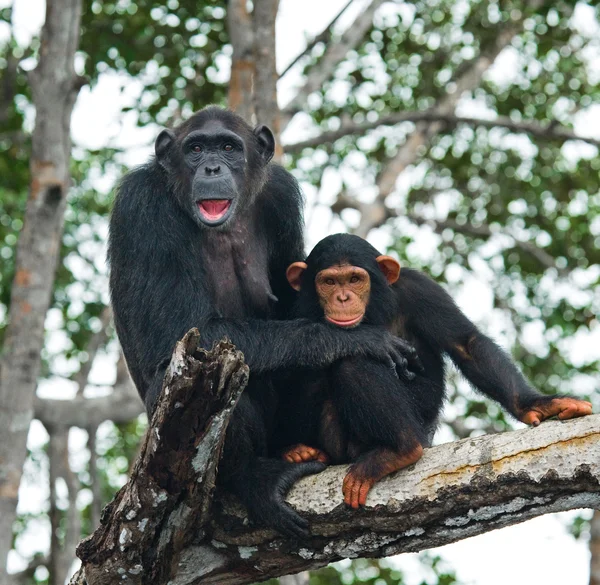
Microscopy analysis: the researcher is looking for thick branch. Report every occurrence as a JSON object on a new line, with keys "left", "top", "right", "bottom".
{"left": 284, "top": 112, "right": 600, "bottom": 153}
{"left": 34, "top": 381, "right": 144, "bottom": 429}
{"left": 71, "top": 329, "right": 600, "bottom": 584}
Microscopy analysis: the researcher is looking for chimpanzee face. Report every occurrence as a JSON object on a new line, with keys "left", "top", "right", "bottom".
{"left": 287, "top": 255, "right": 400, "bottom": 328}
{"left": 314, "top": 263, "right": 372, "bottom": 327}
{"left": 154, "top": 115, "right": 274, "bottom": 228}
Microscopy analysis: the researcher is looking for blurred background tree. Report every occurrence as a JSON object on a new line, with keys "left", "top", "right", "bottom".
{"left": 0, "top": 0, "right": 598, "bottom": 583}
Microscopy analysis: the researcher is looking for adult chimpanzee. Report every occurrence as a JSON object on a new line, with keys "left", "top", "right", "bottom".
{"left": 274, "top": 234, "right": 593, "bottom": 509}
{"left": 108, "top": 107, "right": 419, "bottom": 538}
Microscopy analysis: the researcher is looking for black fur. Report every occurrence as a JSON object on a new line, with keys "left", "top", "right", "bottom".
{"left": 275, "top": 233, "right": 559, "bottom": 465}
{"left": 108, "top": 108, "right": 416, "bottom": 538}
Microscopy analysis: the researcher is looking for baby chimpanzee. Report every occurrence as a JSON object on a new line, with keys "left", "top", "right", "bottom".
{"left": 274, "top": 234, "right": 592, "bottom": 509}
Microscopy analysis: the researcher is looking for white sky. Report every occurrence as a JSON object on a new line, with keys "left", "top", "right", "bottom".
{"left": 3, "top": 0, "right": 598, "bottom": 583}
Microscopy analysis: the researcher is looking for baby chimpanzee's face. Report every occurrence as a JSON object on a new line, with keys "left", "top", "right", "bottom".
{"left": 314, "top": 263, "right": 371, "bottom": 327}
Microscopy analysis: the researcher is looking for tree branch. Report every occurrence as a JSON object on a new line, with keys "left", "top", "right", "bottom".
{"left": 34, "top": 380, "right": 144, "bottom": 429}
{"left": 347, "top": 10, "right": 534, "bottom": 237}
{"left": 278, "top": 0, "right": 354, "bottom": 79}
{"left": 281, "top": 0, "right": 386, "bottom": 127}
{"left": 406, "top": 213, "right": 572, "bottom": 277}
{"left": 74, "top": 306, "right": 113, "bottom": 398}
{"left": 70, "top": 331, "right": 600, "bottom": 585}
{"left": 284, "top": 112, "right": 600, "bottom": 153}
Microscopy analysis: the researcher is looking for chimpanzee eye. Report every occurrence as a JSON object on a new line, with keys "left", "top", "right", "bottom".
{"left": 325, "top": 278, "right": 335, "bottom": 286}
{"left": 350, "top": 275, "right": 360, "bottom": 283}
{"left": 223, "top": 143, "right": 234, "bottom": 152}
{"left": 191, "top": 144, "right": 202, "bottom": 153}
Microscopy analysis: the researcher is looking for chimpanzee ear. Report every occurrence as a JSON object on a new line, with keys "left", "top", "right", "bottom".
{"left": 286, "top": 261, "right": 308, "bottom": 291}
{"left": 253, "top": 125, "right": 275, "bottom": 164}
{"left": 155, "top": 129, "right": 176, "bottom": 169}
{"left": 376, "top": 255, "right": 401, "bottom": 285}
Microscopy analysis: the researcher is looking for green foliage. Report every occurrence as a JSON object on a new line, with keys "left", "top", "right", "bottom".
{"left": 79, "top": 0, "right": 229, "bottom": 124}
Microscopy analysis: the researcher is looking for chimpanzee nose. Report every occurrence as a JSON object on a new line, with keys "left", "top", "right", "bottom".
{"left": 205, "top": 164, "right": 221, "bottom": 175}
{"left": 337, "top": 292, "right": 349, "bottom": 303}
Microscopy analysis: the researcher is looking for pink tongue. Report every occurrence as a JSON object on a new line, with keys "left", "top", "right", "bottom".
{"left": 198, "top": 199, "right": 230, "bottom": 220}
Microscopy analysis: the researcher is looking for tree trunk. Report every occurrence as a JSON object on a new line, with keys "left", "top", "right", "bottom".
{"left": 71, "top": 331, "right": 600, "bottom": 585}
{"left": 252, "top": 0, "right": 282, "bottom": 160}
{"left": 0, "top": 0, "right": 83, "bottom": 576}
{"left": 228, "top": 0, "right": 255, "bottom": 123}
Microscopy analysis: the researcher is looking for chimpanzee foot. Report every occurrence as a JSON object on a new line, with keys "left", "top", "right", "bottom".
{"left": 521, "top": 397, "right": 593, "bottom": 426}
{"left": 342, "top": 444, "right": 424, "bottom": 509}
{"left": 282, "top": 443, "right": 330, "bottom": 464}
{"left": 244, "top": 459, "right": 326, "bottom": 539}
{"left": 342, "top": 471, "right": 376, "bottom": 509}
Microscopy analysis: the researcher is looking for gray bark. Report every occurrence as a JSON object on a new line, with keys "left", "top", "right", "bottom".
{"left": 0, "top": 0, "right": 83, "bottom": 576}
{"left": 70, "top": 331, "right": 600, "bottom": 585}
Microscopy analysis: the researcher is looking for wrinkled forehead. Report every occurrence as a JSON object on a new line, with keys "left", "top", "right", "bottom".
{"left": 316, "top": 264, "right": 369, "bottom": 279}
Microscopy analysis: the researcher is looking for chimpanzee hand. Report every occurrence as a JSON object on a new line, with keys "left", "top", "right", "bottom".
{"left": 353, "top": 326, "right": 423, "bottom": 380}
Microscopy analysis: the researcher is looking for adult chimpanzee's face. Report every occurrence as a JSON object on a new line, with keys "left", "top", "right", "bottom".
{"left": 155, "top": 117, "right": 274, "bottom": 228}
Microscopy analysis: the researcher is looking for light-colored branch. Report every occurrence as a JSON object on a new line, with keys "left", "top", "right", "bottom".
{"left": 282, "top": 0, "right": 386, "bottom": 127}
{"left": 279, "top": 0, "right": 354, "bottom": 79}
{"left": 0, "top": 0, "right": 84, "bottom": 576}
{"left": 48, "top": 429, "right": 80, "bottom": 585}
{"left": 34, "top": 383, "right": 143, "bottom": 430}
{"left": 88, "top": 425, "right": 102, "bottom": 529}
{"left": 283, "top": 112, "right": 600, "bottom": 153}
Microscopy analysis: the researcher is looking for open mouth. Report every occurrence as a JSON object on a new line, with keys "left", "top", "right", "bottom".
{"left": 197, "top": 199, "right": 232, "bottom": 222}
{"left": 325, "top": 315, "right": 364, "bottom": 328}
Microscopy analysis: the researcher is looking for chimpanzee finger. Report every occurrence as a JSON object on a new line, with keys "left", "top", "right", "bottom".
{"left": 393, "top": 338, "right": 424, "bottom": 372}
{"left": 358, "top": 481, "right": 371, "bottom": 507}
{"left": 390, "top": 350, "right": 415, "bottom": 381}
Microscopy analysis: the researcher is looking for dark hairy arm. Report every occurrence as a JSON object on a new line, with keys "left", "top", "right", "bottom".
{"left": 396, "top": 269, "right": 592, "bottom": 423}
{"left": 198, "top": 317, "right": 412, "bottom": 374}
